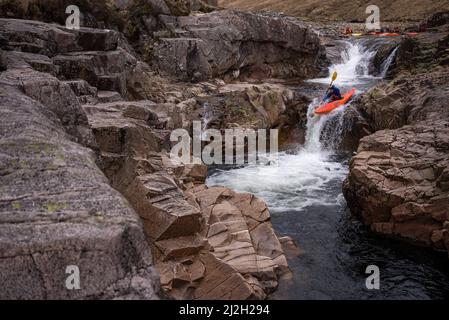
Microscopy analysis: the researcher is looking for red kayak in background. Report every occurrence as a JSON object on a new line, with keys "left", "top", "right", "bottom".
{"left": 368, "top": 32, "right": 401, "bottom": 37}
{"left": 315, "top": 89, "right": 356, "bottom": 115}
{"left": 380, "top": 32, "right": 401, "bottom": 37}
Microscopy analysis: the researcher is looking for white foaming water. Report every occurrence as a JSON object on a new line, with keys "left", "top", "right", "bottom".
{"left": 309, "top": 41, "right": 377, "bottom": 86}
{"left": 207, "top": 99, "right": 349, "bottom": 211}
{"left": 380, "top": 46, "right": 399, "bottom": 78}
{"left": 208, "top": 150, "right": 347, "bottom": 212}
{"left": 200, "top": 102, "right": 213, "bottom": 140}
{"left": 304, "top": 98, "right": 347, "bottom": 152}
{"left": 207, "top": 40, "right": 379, "bottom": 212}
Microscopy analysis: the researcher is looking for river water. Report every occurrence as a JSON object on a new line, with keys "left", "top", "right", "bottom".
{"left": 206, "top": 40, "right": 449, "bottom": 300}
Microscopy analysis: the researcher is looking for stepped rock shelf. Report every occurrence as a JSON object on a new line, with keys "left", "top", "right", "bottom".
{"left": 0, "top": 4, "right": 329, "bottom": 299}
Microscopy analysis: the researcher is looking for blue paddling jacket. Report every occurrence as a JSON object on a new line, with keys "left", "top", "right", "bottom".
{"left": 324, "top": 85, "right": 342, "bottom": 101}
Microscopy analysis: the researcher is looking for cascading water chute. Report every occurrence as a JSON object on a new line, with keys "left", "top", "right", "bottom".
{"left": 380, "top": 46, "right": 399, "bottom": 78}
{"left": 304, "top": 99, "right": 348, "bottom": 153}
{"left": 201, "top": 102, "right": 213, "bottom": 140}
{"left": 207, "top": 39, "right": 380, "bottom": 211}
{"left": 309, "top": 41, "right": 378, "bottom": 86}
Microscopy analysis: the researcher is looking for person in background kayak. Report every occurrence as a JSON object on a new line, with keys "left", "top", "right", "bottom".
{"left": 344, "top": 27, "right": 353, "bottom": 35}
{"left": 324, "top": 85, "right": 342, "bottom": 102}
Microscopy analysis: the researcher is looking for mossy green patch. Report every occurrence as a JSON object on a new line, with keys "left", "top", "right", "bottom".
{"left": 42, "top": 202, "right": 69, "bottom": 213}
{"left": 95, "top": 212, "right": 105, "bottom": 222}
{"left": 12, "top": 201, "right": 21, "bottom": 210}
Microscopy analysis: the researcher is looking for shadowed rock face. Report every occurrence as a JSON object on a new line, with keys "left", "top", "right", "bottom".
{"left": 0, "top": 18, "right": 119, "bottom": 55}
{"left": 0, "top": 0, "right": 124, "bottom": 29}
{"left": 0, "top": 18, "right": 131, "bottom": 98}
{"left": 343, "top": 24, "right": 449, "bottom": 256}
{"left": 356, "top": 69, "right": 449, "bottom": 132}
{"left": 130, "top": 9, "right": 328, "bottom": 81}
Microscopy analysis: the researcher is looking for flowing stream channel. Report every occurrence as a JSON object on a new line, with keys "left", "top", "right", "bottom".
{"left": 206, "top": 39, "right": 449, "bottom": 300}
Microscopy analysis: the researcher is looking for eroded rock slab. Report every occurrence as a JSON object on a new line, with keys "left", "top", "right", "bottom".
{"left": 0, "top": 82, "right": 160, "bottom": 300}
{"left": 85, "top": 99, "right": 290, "bottom": 299}
{"left": 344, "top": 121, "right": 449, "bottom": 254}
{"left": 134, "top": 9, "right": 328, "bottom": 81}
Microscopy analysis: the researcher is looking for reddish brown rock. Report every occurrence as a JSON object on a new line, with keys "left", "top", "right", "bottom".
{"left": 344, "top": 121, "right": 449, "bottom": 254}
{"left": 84, "top": 96, "right": 289, "bottom": 299}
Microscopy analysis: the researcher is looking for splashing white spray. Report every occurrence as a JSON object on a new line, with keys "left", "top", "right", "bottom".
{"left": 380, "top": 46, "right": 399, "bottom": 78}
{"left": 309, "top": 41, "right": 377, "bottom": 86}
{"left": 200, "top": 102, "right": 213, "bottom": 140}
{"left": 304, "top": 99, "right": 348, "bottom": 153}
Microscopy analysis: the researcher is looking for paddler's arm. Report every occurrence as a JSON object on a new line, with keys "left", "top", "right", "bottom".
{"left": 323, "top": 87, "right": 331, "bottom": 102}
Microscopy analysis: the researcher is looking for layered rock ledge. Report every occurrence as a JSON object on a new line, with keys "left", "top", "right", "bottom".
{"left": 0, "top": 5, "right": 325, "bottom": 297}
{"left": 127, "top": 5, "right": 328, "bottom": 81}
{"left": 0, "top": 66, "right": 160, "bottom": 300}
{"left": 84, "top": 98, "right": 290, "bottom": 299}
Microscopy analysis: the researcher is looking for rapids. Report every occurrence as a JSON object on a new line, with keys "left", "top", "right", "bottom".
{"left": 206, "top": 39, "right": 449, "bottom": 300}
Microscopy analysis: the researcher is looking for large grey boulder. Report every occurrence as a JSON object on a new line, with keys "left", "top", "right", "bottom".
{"left": 0, "top": 18, "right": 118, "bottom": 55}
{"left": 0, "top": 81, "right": 160, "bottom": 299}
{"left": 147, "top": 10, "right": 328, "bottom": 81}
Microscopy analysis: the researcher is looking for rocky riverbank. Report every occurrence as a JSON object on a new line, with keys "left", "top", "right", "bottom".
{"left": 1, "top": 0, "right": 448, "bottom": 301}
{"left": 343, "top": 18, "right": 449, "bottom": 256}
{"left": 0, "top": 0, "right": 329, "bottom": 299}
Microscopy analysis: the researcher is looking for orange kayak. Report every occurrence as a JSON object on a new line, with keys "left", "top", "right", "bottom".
{"left": 369, "top": 32, "right": 401, "bottom": 37}
{"left": 381, "top": 33, "right": 401, "bottom": 37}
{"left": 315, "top": 89, "right": 356, "bottom": 115}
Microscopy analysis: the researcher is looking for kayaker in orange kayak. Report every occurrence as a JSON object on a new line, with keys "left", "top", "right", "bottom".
{"left": 315, "top": 72, "right": 356, "bottom": 115}
{"left": 323, "top": 85, "right": 342, "bottom": 102}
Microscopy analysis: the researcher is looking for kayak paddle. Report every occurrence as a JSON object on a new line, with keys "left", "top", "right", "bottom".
{"left": 323, "top": 71, "right": 338, "bottom": 101}
{"left": 330, "top": 71, "right": 338, "bottom": 86}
